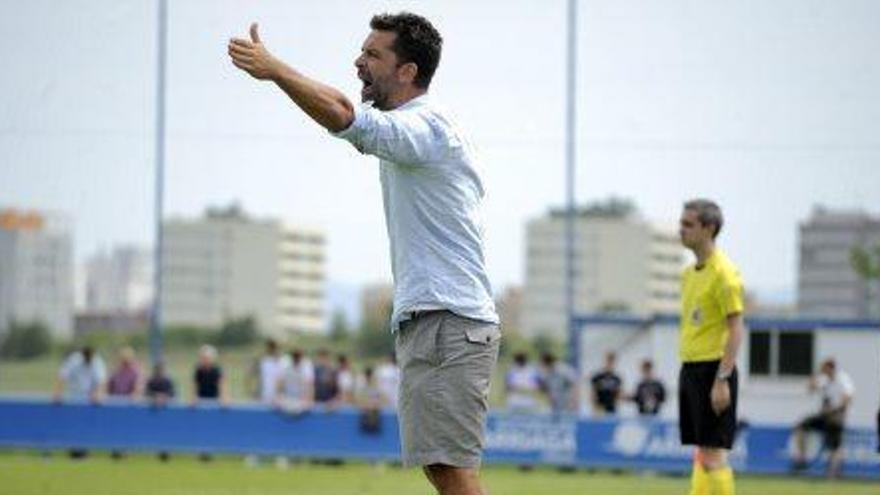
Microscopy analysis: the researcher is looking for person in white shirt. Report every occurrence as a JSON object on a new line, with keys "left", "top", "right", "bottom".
{"left": 275, "top": 348, "right": 314, "bottom": 414}
{"left": 335, "top": 354, "right": 355, "bottom": 406}
{"left": 792, "top": 358, "right": 855, "bottom": 478}
{"left": 53, "top": 346, "right": 107, "bottom": 403}
{"left": 229, "top": 13, "right": 500, "bottom": 493}
{"left": 375, "top": 353, "right": 400, "bottom": 410}
{"left": 257, "top": 339, "right": 291, "bottom": 404}
{"left": 505, "top": 353, "right": 540, "bottom": 413}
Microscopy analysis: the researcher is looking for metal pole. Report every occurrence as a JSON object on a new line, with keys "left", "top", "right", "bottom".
{"left": 150, "top": 0, "right": 168, "bottom": 365}
{"left": 565, "top": 0, "right": 579, "bottom": 371}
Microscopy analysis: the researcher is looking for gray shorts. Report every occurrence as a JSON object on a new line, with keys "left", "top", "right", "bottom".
{"left": 395, "top": 310, "right": 501, "bottom": 468}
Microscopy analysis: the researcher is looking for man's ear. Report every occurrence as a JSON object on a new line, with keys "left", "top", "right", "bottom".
{"left": 397, "top": 62, "right": 419, "bottom": 85}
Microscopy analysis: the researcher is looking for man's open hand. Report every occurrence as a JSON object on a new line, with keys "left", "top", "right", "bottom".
{"left": 228, "top": 23, "right": 281, "bottom": 81}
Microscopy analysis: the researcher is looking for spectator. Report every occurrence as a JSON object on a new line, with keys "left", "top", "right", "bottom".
{"left": 192, "top": 345, "right": 226, "bottom": 462}
{"left": 505, "top": 352, "right": 541, "bottom": 413}
{"left": 312, "top": 348, "right": 339, "bottom": 405}
{"left": 590, "top": 351, "right": 623, "bottom": 415}
{"left": 375, "top": 353, "right": 400, "bottom": 409}
{"left": 631, "top": 359, "right": 666, "bottom": 416}
{"left": 538, "top": 352, "right": 578, "bottom": 414}
{"left": 792, "top": 358, "right": 855, "bottom": 478}
{"left": 107, "top": 346, "right": 142, "bottom": 400}
{"left": 192, "top": 345, "right": 227, "bottom": 405}
{"left": 275, "top": 348, "right": 314, "bottom": 414}
{"left": 145, "top": 361, "right": 176, "bottom": 462}
{"left": 53, "top": 346, "right": 107, "bottom": 404}
{"left": 146, "top": 361, "right": 176, "bottom": 406}
{"left": 52, "top": 346, "right": 106, "bottom": 459}
{"left": 336, "top": 354, "right": 355, "bottom": 406}
{"left": 106, "top": 346, "right": 142, "bottom": 459}
{"left": 255, "top": 339, "right": 290, "bottom": 405}
{"left": 356, "top": 366, "right": 384, "bottom": 434}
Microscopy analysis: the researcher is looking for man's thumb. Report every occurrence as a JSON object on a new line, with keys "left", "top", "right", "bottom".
{"left": 249, "top": 22, "right": 261, "bottom": 43}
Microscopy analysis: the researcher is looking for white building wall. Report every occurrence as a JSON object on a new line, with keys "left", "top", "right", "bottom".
{"left": 577, "top": 319, "right": 880, "bottom": 428}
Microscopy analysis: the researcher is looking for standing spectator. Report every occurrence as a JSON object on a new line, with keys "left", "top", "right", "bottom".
{"left": 792, "top": 358, "right": 855, "bottom": 478}
{"left": 312, "top": 348, "right": 339, "bottom": 405}
{"left": 356, "top": 366, "right": 385, "bottom": 434}
{"left": 107, "top": 346, "right": 142, "bottom": 459}
{"left": 256, "top": 339, "right": 290, "bottom": 404}
{"left": 192, "top": 345, "right": 226, "bottom": 462}
{"left": 590, "top": 352, "right": 623, "bottom": 415}
{"left": 505, "top": 352, "right": 540, "bottom": 413}
{"left": 146, "top": 361, "right": 176, "bottom": 406}
{"left": 275, "top": 348, "right": 314, "bottom": 414}
{"left": 107, "top": 346, "right": 142, "bottom": 400}
{"left": 192, "top": 345, "right": 227, "bottom": 405}
{"left": 375, "top": 353, "right": 400, "bottom": 409}
{"left": 145, "top": 361, "right": 176, "bottom": 462}
{"left": 53, "top": 346, "right": 107, "bottom": 404}
{"left": 336, "top": 354, "right": 355, "bottom": 406}
{"left": 538, "top": 352, "right": 578, "bottom": 414}
{"left": 631, "top": 359, "right": 666, "bottom": 416}
{"left": 52, "top": 346, "right": 106, "bottom": 458}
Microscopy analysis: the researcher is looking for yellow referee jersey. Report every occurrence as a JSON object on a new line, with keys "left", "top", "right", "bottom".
{"left": 679, "top": 248, "right": 744, "bottom": 362}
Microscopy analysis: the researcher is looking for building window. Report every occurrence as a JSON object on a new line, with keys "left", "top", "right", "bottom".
{"left": 748, "top": 331, "right": 771, "bottom": 375}
{"left": 778, "top": 332, "right": 813, "bottom": 376}
{"left": 749, "top": 328, "right": 814, "bottom": 378}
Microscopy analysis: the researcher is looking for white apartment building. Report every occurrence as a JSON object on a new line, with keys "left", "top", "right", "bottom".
{"left": 84, "top": 245, "right": 154, "bottom": 313}
{"left": 523, "top": 208, "right": 683, "bottom": 339}
{"left": 161, "top": 205, "right": 325, "bottom": 338}
{"left": 0, "top": 208, "right": 74, "bottom": 339}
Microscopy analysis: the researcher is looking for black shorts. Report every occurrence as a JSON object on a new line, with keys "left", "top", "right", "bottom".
{"left": 679, "top": 360, "right": 738, "bottom": 449}
{"left": 799, "top": 413, "right": 844, "bottom": 450}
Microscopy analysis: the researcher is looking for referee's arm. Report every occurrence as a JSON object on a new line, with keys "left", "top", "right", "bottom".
{"left": 719, "top": 313, "right": 744, "bottom": 377}
{"left": 710, "top": 313, "right": 744, "bottom": 415}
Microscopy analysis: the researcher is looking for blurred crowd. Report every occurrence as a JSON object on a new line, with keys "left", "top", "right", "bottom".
{"left": 52, "top": 339, "right": 400, "bottom": 415}
{"left": 503, "top": 350, "right": 666, "bottom": 417}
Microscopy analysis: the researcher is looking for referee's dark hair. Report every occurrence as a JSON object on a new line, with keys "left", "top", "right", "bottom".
{"left": 684, "top": 199, "right": 724, "bottom": 239}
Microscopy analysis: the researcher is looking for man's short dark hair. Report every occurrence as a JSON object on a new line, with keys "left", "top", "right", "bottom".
{"left": 684, "top": 198, "right": 724, "bottom": 239}
{"left": 370, "top": 12, "right": 442, "bottom": 89}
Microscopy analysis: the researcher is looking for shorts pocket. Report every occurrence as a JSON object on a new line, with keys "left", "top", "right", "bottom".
{"left": 464, "top": 324, "right": 501, "bottom": 345}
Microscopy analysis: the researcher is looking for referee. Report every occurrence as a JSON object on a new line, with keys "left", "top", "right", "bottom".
{"left": 677, "top": 199, "right": 745, "bottom": 495}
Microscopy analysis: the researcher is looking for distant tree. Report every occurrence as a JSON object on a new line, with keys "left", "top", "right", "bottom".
{"left": 0, "top": 321, "right": 52, "bottom": 360}
{"left": 851, "top": 243, "right": 880, "bottom": 315}
{"left": 213, "top": 316, "right": 259, "bottom": 347}
{"left": 328, "top": 309, "right": 350, "bottom": 342}
{"left": 355, "top": 304, "right": 393, "bottom": 359}
{"left": 598, "top": 301, "right": 631, "bottom": 314}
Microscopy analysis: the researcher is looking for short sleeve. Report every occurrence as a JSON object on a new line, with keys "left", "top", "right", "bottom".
{"left": 717, "top": 271, "right": 745, "bottom": 317}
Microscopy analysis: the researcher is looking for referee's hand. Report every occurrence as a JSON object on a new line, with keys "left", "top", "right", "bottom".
{"left": 710, "top": 380, "right": 731, "bottom": 415}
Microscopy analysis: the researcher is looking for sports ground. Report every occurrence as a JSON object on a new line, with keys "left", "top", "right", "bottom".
{"left": 3, "top": 451, "right": 877, "bottom": 495}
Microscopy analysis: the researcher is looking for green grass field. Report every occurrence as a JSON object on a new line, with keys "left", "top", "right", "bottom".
{"left": 1, "top": 451, "right": 877, "bottom": 495}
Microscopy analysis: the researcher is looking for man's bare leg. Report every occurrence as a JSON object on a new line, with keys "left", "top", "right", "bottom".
{"left": 425, "top": 464, "right": 485, "bottom": 495}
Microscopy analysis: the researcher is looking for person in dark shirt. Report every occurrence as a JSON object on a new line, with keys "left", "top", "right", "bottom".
{"left": 312, "top": 348, "right": 339, "bottom": 405}
{"left": 590, "top": 351, "right": 623, "bottom": 415}
{"left": 145, "top": 361, "right": 176, "bottom": 462}
{"left": 146, "top": 361, "right": 176, "bottom": 405}
{"left": 192, "top": 345, "right": 227, "bottom": 405}
{"left": 631, "top": 359, "right": 666, "bottom": 416}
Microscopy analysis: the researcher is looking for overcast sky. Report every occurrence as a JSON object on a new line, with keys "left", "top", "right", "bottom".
{"left": 2, "top": 0, "right": 879, "bottom": 307}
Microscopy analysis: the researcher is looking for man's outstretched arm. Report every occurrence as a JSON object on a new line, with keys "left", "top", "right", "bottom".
{"left": 228, "top": 23, "right": 354, "bottom": 133}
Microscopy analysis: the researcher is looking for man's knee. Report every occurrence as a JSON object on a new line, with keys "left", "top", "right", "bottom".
{"left": 697, "top": 447, "right": 728, "bottom": 470}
